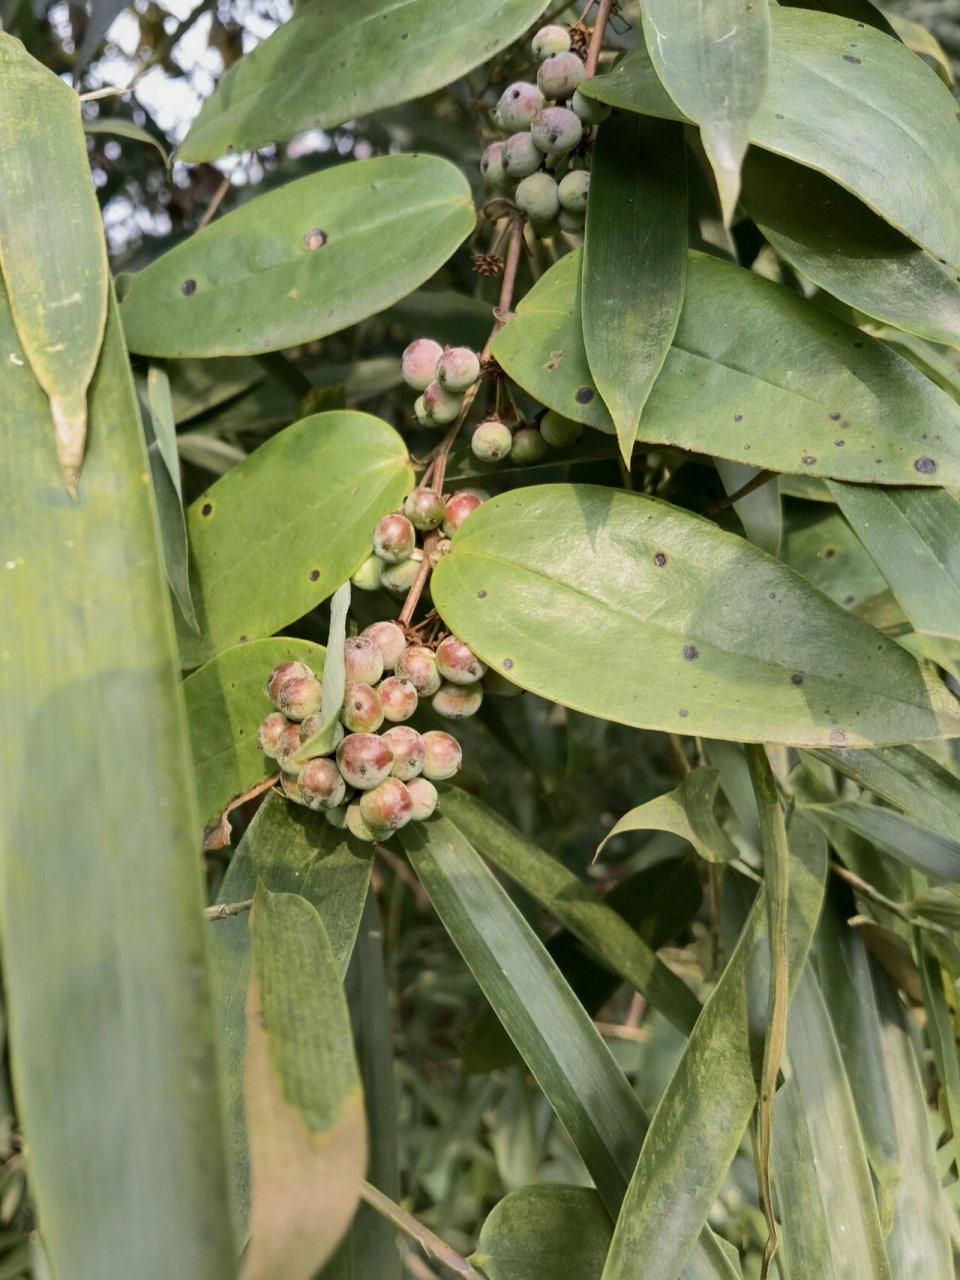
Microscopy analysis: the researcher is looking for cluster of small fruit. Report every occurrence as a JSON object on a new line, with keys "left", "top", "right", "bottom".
{"left": 352, "top": 484, "right": 483, "bottom": 597}
{"left": 480, "top": 22, "right": 610, "bottom": 236}
{"left": 256, "top": 620, "right": 485, "bottom": 843}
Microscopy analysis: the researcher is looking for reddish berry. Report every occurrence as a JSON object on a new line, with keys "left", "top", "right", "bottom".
{"left": 361, "top": 620, "right": 407, "bottom": 670}
{"left": 298, "top": 758, "right": 347, "bottom": 810}
{"left": 337, "top": 732, "right": 394, "bottom": 791}
{"left": 406, "top": 777, "right": 439, "bottom": 821}
{"left": 373, "top": 513, "right": 416, "bottom": 564}
{"left": 421, "top": 730, "right": 463, "bottom": 780}
{"left": 381, "top": 725, "right": 425, "bottom": 780}
{"left": 433, "top": 681, "right": 483, "bottom": 719}
{"left": 442, "top": 491, "right": 482, "bottom": 535}
{"left": 360, "top": 778, "right": 414, "bottom": 835}
{"left": 344, "top": 635, "right": 384, "bottom": 685}
{"left": 340, "top": 682, "right": 385, "bottom": 733}
{"left": 277, "top": 674, "right": 322, "bottom": 722}
{"left": 378, "top": 676, "right": 418, "bottom": 722}
{"left": 395, "top": 644, "right": 441, "bottom": 695}
{"left": 401, "top": 338, "right": 443, "bottom": 391}
{"left": 265, "top": 659, "right": 312, "bottom": 706}
{"left": 257, "top": 711, "right": 288, "bottom": 757}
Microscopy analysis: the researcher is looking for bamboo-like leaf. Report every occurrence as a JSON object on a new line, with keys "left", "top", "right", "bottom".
{"left": 782, "top": 503, "right": 886, "bottom": 610}
{"left": 582, "top": 113, "right": 687, "bottom": 463}
{"left": 599, "top": 814, "right": 827, "bottom": 1280}
{"left": 917, "top": 940, "right": 960, "bottom": 1152}
{"left": 0, "top": 34, "right": 108, "bottom": 493}
{"left": 0, "top": 285, "right": 234, "bottom": 1276}
{"left": 805, "top": 800, "right": 960, "bottom": 882}
{"left": 242, "top": 884, "right": 366, "bottom": 1280}
{"left": 639, "top": 0, "right": 770, "bottom": 223}
{"left": 716, "top": 460, "right": 781, "bottom": 558}
{"left": 292, "top": 583, "right": 349, "bottom": 764}
{"left": 84, "top": 118, "right": 170, "bottom": 165}
{"left": 473, "top": 1186, "right": 611, "bottom": 1280}
{"left": 440, "top": 787, "right": 702, "bottom": 1036}
{"left": 598, "top": 767, "right": 739, "bottom": 865}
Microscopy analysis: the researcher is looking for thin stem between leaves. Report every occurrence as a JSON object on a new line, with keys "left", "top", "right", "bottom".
{"left": 360, "top": 1181, "right": 485, "bottom": 1280}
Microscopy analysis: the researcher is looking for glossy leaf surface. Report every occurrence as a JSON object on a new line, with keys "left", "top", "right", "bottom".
{"left": 598, "top": 767, "right": 739, "bottom": 866}
{"left": 473, "top": 1186, "right": 610, "bottom": 1280}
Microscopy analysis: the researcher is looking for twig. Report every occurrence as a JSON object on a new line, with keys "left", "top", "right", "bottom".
{"left": 705, "top": 469, "right": 776, "bottom": 518}
{"left": 585, "top": 0, "right": 616, "bottom": 77}
{"left": 360, "top": 1182, "right": 485, "bottom": 1280}
{"left": 196, "top": 172, "right": 232, "bottom": 230}
{"left": 204, "top": 898, "right": 254, "bottom": 921}
{"left": 202, "top": 773, "right": 279, "bottom": 850}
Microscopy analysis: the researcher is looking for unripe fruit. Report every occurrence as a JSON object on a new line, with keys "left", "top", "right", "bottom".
{"left": 436, "top": 635, "right": 487, "bottom": 684}
{"left": 403, "top": 488, "right": 446, "bottom": 531}
{"left": 275, "top": 721, "right": 304, "bottom": 773}
{"left": 436, "top": 346, "right": 481, "bottom": 393}
{"left": 532, "top": 23, "right": 571, "bottom": 60}
{"left": 401, "top": 338, "right": 443, "bottom": 391}
{"left": 515, "top": 171, "right": 560, "bottom": 223}
{"left": 266, "top": 660, "right": 312, "bottom": 706}
{"left": 345, "top": 801, "right": 378, "bottom": 843}
{"left": 299, "top": 714, "right": 344, "bottom": 754}
{"left": 406, "top": 777, "right": 439, "bottom": 821}
{"left": 337, "top": 732, "right": 394, "bottom": 791}
{"left": 277, "top": 674, "right": 323, "bottom": 721}
{"left": 280, "top": 770, "right": 306, "bottom": 804}
{"left": 496, "top": 81, "right": 543, "bottom": 132}
{"left": 344, "top": 634, "right": 385, "bottom": 685}
{"left": 373, "top": 513, "right": 416, "bottom": 564}
{"left": 378, "top": 676, "right": 418, "bottom": 723}
{"left": 571, "top": 88, "right": 611, "bottom": 124}
{"left": 501, "top": 131, "right": 542, "bottom": 178}
{"left": 381, "top": 550, "right": 423, "bottom": 597}
{"left": 558, "top": 208, "right": 586, "bottom": 234}
{"left": 511, "top": 426, "right": 547, "bottom": 465}
{"left": 484, "top": 669, "right": 522, "bottom": 697}
{"left": 257, "top": 711, "right": 288, "bottom": 757}
{"left": 351, "top": 553, "right": 383, "bottom": 591}
{"left": 558, "top": 168, "right": 590, "bottom": 213}
{"left": 421, "top": 730, "right": 463, "bottom": 781}
{"left": 360, "top": 777, "right": 413, "bottom": 835}
{"left": 540, "top": 409, "right": 583, "bottom": 448}
{"left": 480, "top": 141, "right": 511, "bottom": 189}
{"left": 298, "top": 758, "right": 347, "bottom": 810}
{"left": 325, "top": 804, "right": 348, "bottom": 829}
{"left": 537, "top": 51, "right": 584, "bottom": 101}
{"left": 471, "top": 419, "right": 513, "bottom": 461}
{"left": 433, "top": 680, "right": 483, "bottom": 719}
{"left": 340, "top": 682, "right": 385, "bottom": 734}
{"left": 361, "top": 620, "right": 407, "bottom": 671}
{"left": 413, "top": 395, "right": 432, "bottom": 427}
{"left": 395, "top": 644, "right": 441, "bottom": 695}
{"left": 531, "top": 106, "right": 583, "bottom": 155}
{"left": 381, "top": 725, "right": 425, "bottom": 780}
{"left": 422, "top": 381, "right": 462, "bottom": 425}
{"left": 442, "top": 490, "right": 483, "bottom": 535}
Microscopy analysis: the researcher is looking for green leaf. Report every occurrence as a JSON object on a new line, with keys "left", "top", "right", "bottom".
{"left": 473, "top": 1186, "right": 611, "bottom": 1280}
{"left": 292, "top": 583, "right": 349, "bottom": 764}
{"left": 782, "top": 502, "right": 886, "bottom": 610}
{"left": 771, "top": 968, "right": 891, "bottom": 1278}
{"left": 400, "top": 815, "right": 738, "bottom": 1280}
{"left": 599, "top": 814, "right": 827, "bottom": 1280}
{"left": 242, "top": 884, "right": 366, "bottom": 1280}
{"left": 179, "top": 0, "right": 549, "bottom": 161}
{"left": 917, "top": 941, "right": 960, "bottom": 1152}
{"left": 804, "top": 800, "right": 960, "bottom": 882}
{"left": 184, "top": 637, "right": 326, "bottom": 826}
{"left": 0, "top": 34, "right": 108, "bottom": 492}
{"left": 209, "top": 794, "right": 373, "bottom": 1242}
{"left": 120, "top": 156, "right": 475, "bottom": 357}
{"left": 582, "top": 113, "right": 687, "bottom": 463}
{"left": 742, "top": 149, "right": 960, "bottom": 348}
{"left": 827, "top": 483, "right": 960, "bottom": 640}
{"left": 580, "top": 8, "right": 960, "bottom": 268}
{"left": 887, "top": 14, "right": 955, "bottom": 86}
{"left": 440, "top": 787, "right": 702, "bottom": 1035}
{"left": 599, "top": 767, "right": 738, "bottom": 865}
{"left": 176, "top": 411, "right": 412, "bottom": 668}
{"left": 83, "top": 117, "right": 170, "bottom": 165}
{"left": 716, "top": 461, "right": 781, "bottom": 558}
{"left": 491, "top": 251, "right": 960, "bottom": 485}
{"left": 0, "top": 287, "right": 234, "bottom": 1277}
{"left": 638, "top": 0, "right": 770, "bottom": 223}
{"left": 431, "top": 484, "right": 960, "bottom": 747}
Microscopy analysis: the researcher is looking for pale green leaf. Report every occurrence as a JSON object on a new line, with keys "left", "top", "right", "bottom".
{"left": 292, "top": 583, "right": 349, "bottom": 765}
{"left": 598, "top": 767, "right": 738, "bottom": 865}
{"left": 473, "top": 1186, "right": 610, "bottom": 1280}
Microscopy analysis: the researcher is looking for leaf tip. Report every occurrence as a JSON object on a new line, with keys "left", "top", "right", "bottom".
{"left": 50, "top": 393, "right": 87, "bottom": 497}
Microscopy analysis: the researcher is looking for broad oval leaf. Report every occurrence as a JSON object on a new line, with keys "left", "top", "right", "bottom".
{"left": 0, "top": 33, "right": 108, "bottom": 492}
{"left": 473, "top": 1186, "right": 611, "bottom": 1280}
{"left": 176, "top": 411, "right": 412, "bottom": 668}
{"left": 179, "top": 0, "right": 549, "bottom": 161}
{"left": 0, "top": 287, "right": 235, "bottom": 1277}
{"left": 639, "top": 0, "right": 770, "bottom": 223}
{"left": 431, "top": 484, "right": 960, "bottom": 747}
{"left": 184, "top": 637, "right": 326, "bottom": 826}
{"left": 580, "top": 7, "right": 960, "bottom": 268}
{"left": 491, "top": 250, "right": 960, "bottom": 485}
{"left": 120, "top": 156, "right": 475, "bottom": 357}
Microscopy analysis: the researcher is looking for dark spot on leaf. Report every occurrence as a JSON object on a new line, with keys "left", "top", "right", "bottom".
{"left": 824, "top": 547, "right": 836, "bottom": 559}
{"left": 829, "top": 411, "right": 841, "bottom": 420}
{"left": 775, "top": 113, "right": 784, "bottom": 120}
{"left": 181, "top": 278, "right": 197, "bottom": 295}
{"left": 678, "top": 708, "right": 689, "bottom": 718}
{"left": 842, "top": 54, "right": 861, "bottom": 63}
{"left": 239, "top": 634, "right": 249, "bottom": 644}
{"left": 304, "top": 228, "right": 328, "bottom": 251}
{"left": 830, "top": 729, "right": 848, "bottom": 748}
{"left": 309, "top": 569, "right": 320, "bottom": 581}
{"left": 477, "top": 589, "right": 487, "bottom": 598}
{"left": 915, "top": 456, "right": 936, "bottom": 475}
{"left": 575, "top": 386, "right": 594, "bottom": 404}
{"left": 733, "top": 413, "right": 743, "bottom": 422}
{"left": 853, "top": 341, "right": 862, "bottom": 348}
{"left": 201, "top": 502, "right": 213, "bottom": 516}
{"left": 769, "top": 592, "right": 776, "bottom": 599}
{"left": 843, "top": 595, "right": 855, "bottom": 606}
{"left": 654, "top": 552, "right": 667, "bottom": 567}
{"left": 791, "top": 674, "right": 803, "bottom": 686}
{"left": 802, "top": 455, "right": 816, "bottom": 466}
{"left": 401, "top": 31, "right": 408, "bottom": 38}
{"left": 682, "top": 644, "right": 698, "bottom": 661}
{"left": 834, "top": 439, "right": 845, "bottom": 447}
{"left": 874, "top": 459, "right": 882, "bottom": 464}
{"left": 502, "top": 658, "right": 514, "bottom": 670}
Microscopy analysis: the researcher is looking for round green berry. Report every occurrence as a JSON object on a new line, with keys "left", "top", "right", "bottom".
{"left": 571, "top": 88, "right": 611, "bottom": 124}
{"left": 471, "top": 419, "right": 513, "bottom": 461}
{"left": 558, "top": 169, "right": 590, "bottom": 213}
{"left": 280, "top": 770, "right": 306, "bottom": 805}
{"left": 378, "top": 676, "right": 418, "bottom": 723}
{"left": 537, "top": 51, "right": 584, "bottom": 102}
{"left": 501, "top": 131, "right": 542, "bottom": 178}
{"left": 436, "top": 346, "right": 481, "bottom": 393}
{"left": 406, "top": 777, "right": 438, "bottom": 821}
{"left": 344, "top": 634, "right": 384, "bottom": 684}
{"left": 495, "top": 81, "right": 543, "bottom": 132}
{"left": 351, "top": 553, "right": 383, "bottom": 591}
{"left": 558, "top": 208, "right": 585, "bottom": 234}
{"left": 531, "top": 106, "right": 583, "bottom": 155}
{"left": 403, "top": 488, "right": 446, "bottom": 531}
{"left": 373, "top": 513, "right": 416, "bottom": 564}
{"left": 345, "top": 801, "right": 378, "bottom": 843}
{"left": 480, "top": 141, "right": 511, "bottom": 189}
{"left": 421, "top": 730, "right": 462, "bottom": 781}
{"left": 433, "top": 681, "right": 483, "bottom": 720}
{"left": 532, "top": 24, "right": 571, "bottom": 60}
{"left": 275, "top": 721, "right": 304, "bottom": 774}
{"left": 515, "top": 171, "right": 560, "bottom": 223}
{"left": 257, "top": 711, "right": 288, "bottom": 757}
{"left": 421, "top": 380, "right": 462, "bottom": 425}
{"left": 511, "top": 426, "right": 547, "bottom": 465}
{"left": 436, "top": 635, "right": 486, "bottom": 685}
{"left": 540, "top": 410, "right": 582, "bottom": 448}
{"left": 325, "top": 804, "right": 349, "bottom": 829}
{"left": 381, "top": 551, "right": 423, "bottom": 597}
{"left": 401, "top": 338, "right": 443, "bottom": 391}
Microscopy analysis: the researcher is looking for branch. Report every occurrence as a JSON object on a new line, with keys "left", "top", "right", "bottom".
{"left": 204, "top": 898, "right": 254, "bottom": 921}
{"left": 584, "top": 0, "right": 616, "bottom": 78}
{"left": 360, "top": 1182, "right": 486, "bottom": 1280}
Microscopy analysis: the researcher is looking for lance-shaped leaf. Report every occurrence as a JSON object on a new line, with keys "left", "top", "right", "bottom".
{"left": 639, "top": 0, "right": 770, "bottom": 223}
{"left": 0, "top": 34, "right": 108, "bottom": 493}
{"left": 179, "top": 0, "right": 550, "bottom": 161}
{"left": 120, "top": 155, "right": 475, "bottom": 358}
{"left": 242, "top": 884, "right": 366, "bottom": 1280}
{"left": 176, "top": 411, "right": 412, "bottom": 668}
{"left": 804, "top": 800, "right": 960, "bottom": 882}
{"left": 782, "top": 503, "right": 886, "bottom": 610}
{"left": 473, "top": 1186, "right": 611, "bottom": 1280}
{"left": 0, "top": 286, "right": 235, "bottom": 1279}
{"left": 292, "top": 583, "right": 349, "bottom": 764}
{"left": 579, "top": 8, "right": 960, "bottom": 268}
{"left": 582, "top": 113, "right": 686, "bottom": 464}
{"left": 491, "top": 251, "right": 960, "bottom": 486}
{"left": 598, "top": 767, "right": 739, "bottom": 865}
{"left": 184, "top": 637, "right": 326, "bottom": 827}
{"left": 431, "top": 484, "right": 960, "bottom": 747}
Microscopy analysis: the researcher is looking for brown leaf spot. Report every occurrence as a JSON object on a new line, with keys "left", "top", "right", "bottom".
{"left": 304, "top": 228, "right": 328, "bottom": 251}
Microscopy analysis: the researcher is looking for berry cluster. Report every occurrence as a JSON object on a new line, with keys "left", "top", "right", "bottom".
{"left": 401, "top": 337, "right": 481, "bottom": 430}
{"left": 353, "top": 485, "right": 484, "bottom": 596}
{"left": 480, "top": 22, "right": 610, "bottom": 238}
